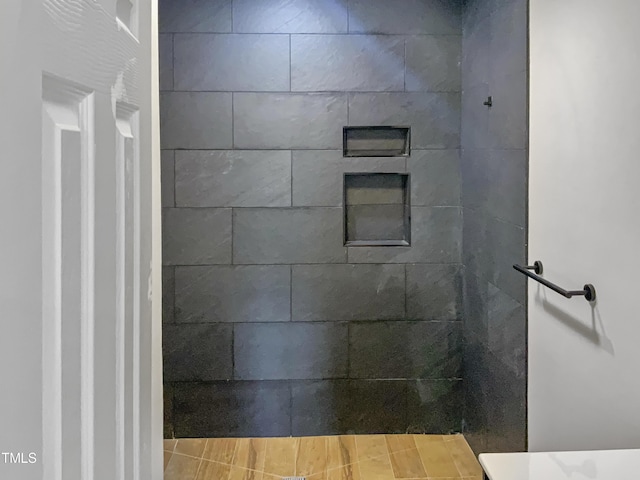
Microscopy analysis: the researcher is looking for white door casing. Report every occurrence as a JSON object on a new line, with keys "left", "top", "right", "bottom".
{"left": 0, "top": 1, "right": 162, "bottom": 479}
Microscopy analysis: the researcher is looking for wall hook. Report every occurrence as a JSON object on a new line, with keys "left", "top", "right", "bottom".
{"left": 483, "top": 96, "right": 493, "bottom": 107}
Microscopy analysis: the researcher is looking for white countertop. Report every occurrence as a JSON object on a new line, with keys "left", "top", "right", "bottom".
{"left": 479, "top": 449, "right": 640, "bottom": 480}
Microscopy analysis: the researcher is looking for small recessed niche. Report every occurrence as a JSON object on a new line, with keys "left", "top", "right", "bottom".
{"left": 344, "top": 173, "right": 411, "bottom": 247}
{"left": 343, "top": 126, "right": 411, "bottom": 157}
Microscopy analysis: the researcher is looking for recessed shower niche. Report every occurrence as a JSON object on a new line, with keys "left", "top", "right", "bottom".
{"left": 343, "top": 126, "right": 411, "bottom": 157}
{"left": 344, "top": 173, "right": 411, "bottom": 246}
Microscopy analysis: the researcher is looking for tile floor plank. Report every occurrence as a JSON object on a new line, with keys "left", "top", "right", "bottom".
{"left": 297, "top": 436, "right": 328, "bottom": 478}
{"left": 445, "top": 435, "right": 482, "bottom": 477}
{"left": 262, "top": 437, "right": 298, "bottom": 477}
{"left": 413, "top": 435, "right": 460, "bottom": 478}
{"left": 203, "top": 438, "right": 237, "bottom": 464}
{"left": 196, "top": 458, "right": 232, "bottom": 480}
{"left": 164, "top": 453, "right": 202, "bottom": 480}
{"left": 175, "top": 439, "right": 208, "bottom": 459}
{"left": 385, "top": 435, "right": 427, "bottom": 479}
{"left": 232, "top": 438, "right": 267, "bottom": 473}
{"left": 355, "top": 435, "right": 395, "bottom": 480}
{"left": 164, "top": 434, "right": 479, "bottom": 480}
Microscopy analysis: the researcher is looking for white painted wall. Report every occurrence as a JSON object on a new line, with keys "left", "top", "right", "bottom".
{"left": 529, "top": 0, "right": 640, "bottom": 451}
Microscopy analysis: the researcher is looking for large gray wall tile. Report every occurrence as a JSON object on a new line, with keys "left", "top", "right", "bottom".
{"left": 174, "top": 34, "right": 290, "bottom": 91}
{"left": 234, "top": 323, "right": 349, "bottom": 380}
{"left": 175, "top": 150, "right": 291, "bottom": 207}
{"left": 292, "top": 150, "right": 405, "bottom": 207}
{"left": 406, "top": 35, "right": 461, "bottom": 92}
{"left": 349, "top": 321, "right": 462, "bottom": 379}
{"left": 159, "top": 0, "right": 232, "bottom": 33}
{"left": 172, "top": 381, "right": 291, "bottom": 437}
{"left": 409, "top": 150, "right": 461, "bottom": 206}
{"left": 174, "top": 265, "right": 291, "bottom": 323}
{"left": 233, "top": 208, "right": 346, "bottom": 264}
{"left": 161, "top": 150, "right": 175, "bottom": 207}
{"left": 406, "top": 264, "right": 462, "bottom": 320}
{"left": 291, "top": 380, "right": 408, "bottom": 435}
{"left": 348, "top": 0, "right": 462, "bottom": 34}
{"left": 292, "top": 264, "right": 405, "bottom": 321}
{"left": 461, "top": 84, "right": 490, "bottom": 149}
{"left": 163, "top": 266, "right": 175, "bottom": 324}
{"left": 234, "top": 93, "right": 348, "bottom": 149}
{"left": 490, "top": 0, "right": 527, "bottom": 78}
{"left": 407, "top": 379, "right": 463, "bottom": 433}
{"left": 163, "top": 208, "right": 232, "bottom": 265}
{"left": 347, "top": 207, "right": 462, "bottom": 263}
{"left": 159, "top": 34, "right": 173, "bottom": 91}
{"left": 160, "top": 92, "right": 232, "bottom": 149}
{"left": 349, "top": 93, "right": 461, "bottom": 149}
{"left": 233, "top": 0, "right": 348, "bottom": 33}
{"left": 488, "top": 70, "right": 527, "bottom": 149}
{"left": 485, "top": 149, "right": 527, "bottom": 226}
{"left": 291, "top": 35, "right": 404, "bottom": 92}
{"left": 163, "top": 324, "right": 233, "bottom": 381}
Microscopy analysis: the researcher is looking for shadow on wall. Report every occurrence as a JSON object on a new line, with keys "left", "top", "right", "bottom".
{"left": 538, "top": 288, "right": 614, "bottom": 355}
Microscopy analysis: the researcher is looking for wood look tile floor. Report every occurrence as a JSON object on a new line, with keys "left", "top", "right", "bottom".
{"left": 163, "top": 434, "right": 482, "bottom": 480}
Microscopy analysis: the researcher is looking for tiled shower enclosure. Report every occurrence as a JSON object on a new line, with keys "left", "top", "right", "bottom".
{"left": 160, "top": 0, "right": 527, "bottom": 452}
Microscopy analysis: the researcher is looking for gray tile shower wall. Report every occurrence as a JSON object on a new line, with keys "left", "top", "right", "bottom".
{"left": 160, "top": 0, "right": 464, "bottom": 438}
{"left": 461, "top": 0, "right": 528, "bottom": 454}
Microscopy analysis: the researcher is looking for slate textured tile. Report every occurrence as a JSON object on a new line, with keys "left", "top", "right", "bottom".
{"left": 161, "top": 150, "right": 175, "bottom": 207}
{"left": 175, "top": 150, "right": 291, "bottom": 207}
{"left": 162, "top": 208, "right": 232, "bottom": 265}
{"left": 160, "top": 92, "right": 232, "bottom": 149}
{"left": 406, "top": 35, "right": 462, "bottom": 92}
{"left": 291, "top": 35, "right": 404, "bottom": 92}
{"left": 347, "top": 207, "right": 462, "bottom": 263}
{"left": 163, "top": 324, "right": 233, "bottom": 381}
{"left": 233, "top": 0, "right": 348, "bottom": 33}
{"left": 488, "top": 70, "right": 527, "bottom": 150}
{"left": 233, "top": 208, "right": 346, "bottom": 264}
{"left": 406, "top": 379, "right": 463, "bottom": 433}
{"left": 234, "top": 93, "right": 347, "bottom": 149}
{"left": 292, "top": 151, "right": 405, "bottom": 207}
{"left": 173, "top": 381, "right": 291, "bottom": 437}
{"left": 490, "top": 0, "right": 527, "bottom": 78}
{"left": 159, "top": 34, "right": 174, "bottom": 91}
{"left": 349, "top": 93, "right": 460, "bottom": 149}
{"left": 349, "top": 321, "right": 462, "bottom": 379}
{"left": 461, "top": 84, "right": 490, "bottom": 150}
{"left": 346, "top": 204, "right": 406, "bottom": 242}
{"left": 348, "top": 0, "right": 462, "bottom": 34}
{"left": 291, "top": 264, "right": 405, "bottom": 321}
{"left": 485, "top": 149, "right": 527, "bottom": 226}
{"left": 408, "top": 150, "right": 461, "bottom": 207}
{"left": 174, "top": 265, "right": 291, "bottom": 323}
{"left": 234, "top": 323, "right": 349, "bottom": 380}
{"left": 406, "top": 264, "right": 462, "bottom": 320}
{"left": 174, "top": 34, "right": 290, "bottom": 91}
{"left": 163, "top": 383, "right": 174, "bottom": 438}
{"left": 487, "top": 283, "right": 526, "bottom": 378}
{"left": 159, "top": 0, "right": 232, "bottom": 33}
{"left": 462, "top": 11, "right": 490, "bottom": 88}
{"left": 162, "top": 266, "right": 175, "bottom": 324}
{"left": 291, "top": 380, "right": 408, "bottom": 435}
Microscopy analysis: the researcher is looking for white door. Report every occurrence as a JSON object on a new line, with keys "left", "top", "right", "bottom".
{"left": 0, "top": 1, "right": 163, "bottom": 479}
